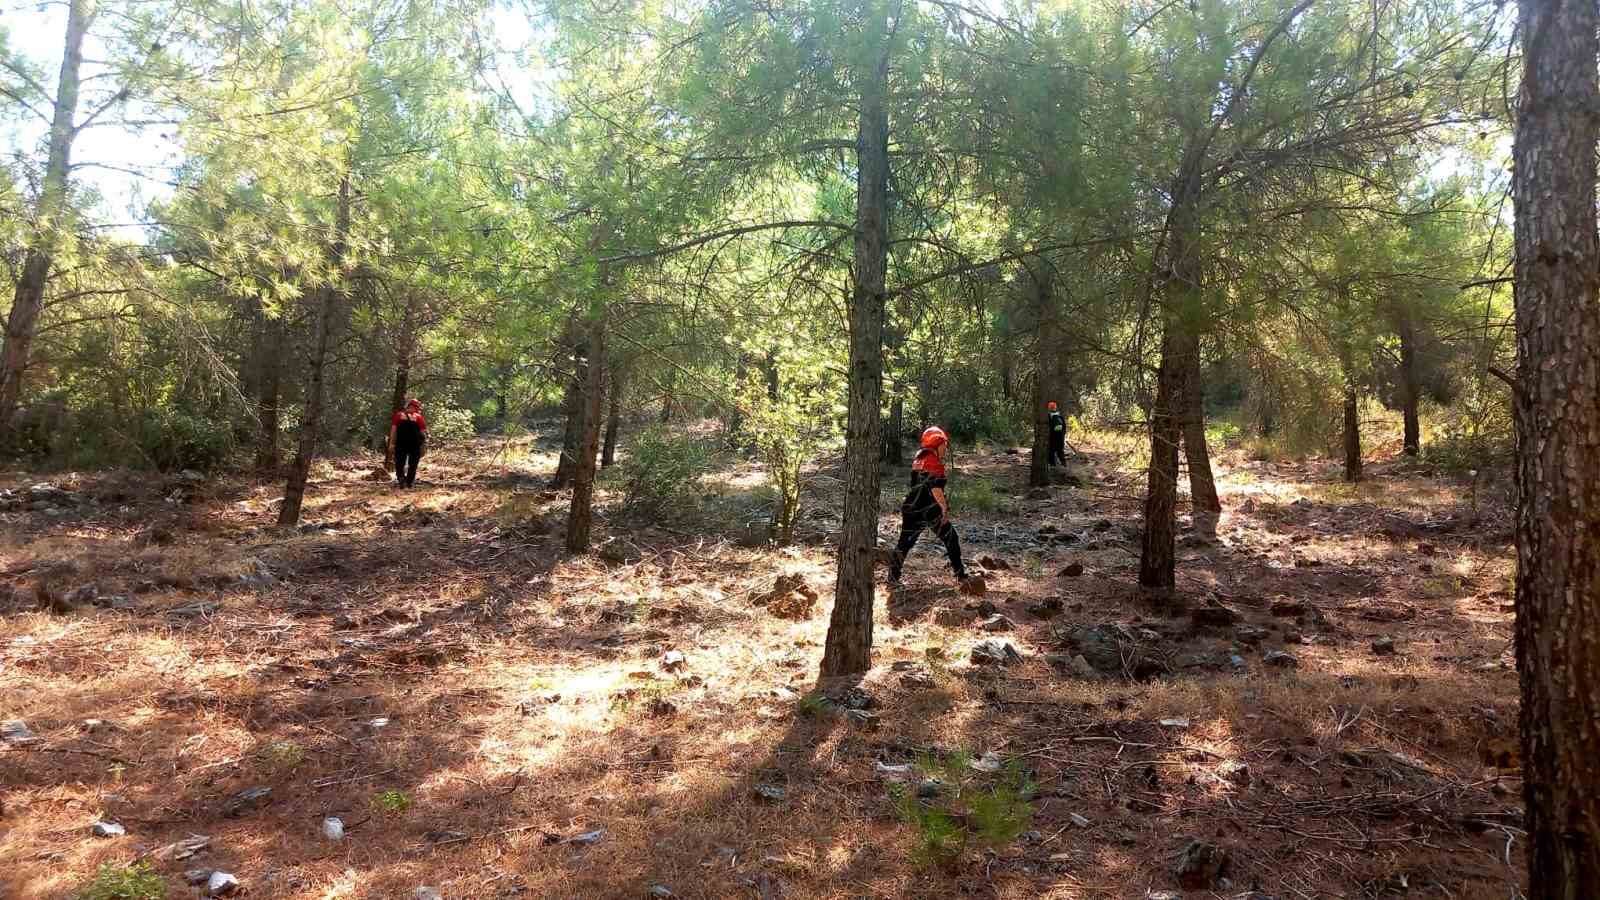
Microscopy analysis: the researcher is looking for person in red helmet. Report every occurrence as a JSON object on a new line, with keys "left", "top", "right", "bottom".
{"left": 1047, "top": 401, "right": 1067, "bottom": 467}
{"left": 888, "top": 426, "right": 968, "bottom": 586}
{"left": 388, "top": 398, "right": 428, "bottom": 488}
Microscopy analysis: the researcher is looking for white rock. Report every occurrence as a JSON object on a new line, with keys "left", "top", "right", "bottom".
{"left": 1069, "top": 813, "right": 1091, "bottom": 828}
{"left": 969, "top": 751, "right": 1003, "bottom": 773}
{"left": 322, "top": 816, "right": 345, "bottom": 841}
{"left": 1159, "top": 717, "right": 1190, "bottom": 730}
{"left": 92, "top": 821, "right": 126, "bottom": 837}
{"left": 206, "top": 871, "right": 240, "bottom": 896}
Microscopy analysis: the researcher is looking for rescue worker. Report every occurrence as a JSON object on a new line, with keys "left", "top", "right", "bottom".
{"left": 1047, "top": 400, "right": 1067, "bottom": 467}
{"left": 388, "top": 398, "right": 428, "bottom": 488}
{"left": 888, "top": 426, "right": 968, "bottom": 586}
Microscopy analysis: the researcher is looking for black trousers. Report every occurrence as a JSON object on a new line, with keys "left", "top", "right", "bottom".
{"left": 1049, "top": 437, "right": 1066, "bottom": 467}
{"left": 891, "top": 504, "right": 965, "bottom": 579}
{"left": 395, "top": 441, "right": 422, "bottom": 486}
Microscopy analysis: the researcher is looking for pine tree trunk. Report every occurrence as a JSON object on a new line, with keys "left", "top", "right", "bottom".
{"left": 1511, "top": 0, "right": 1600, "bottom": 892}
{"left": 881, "top": 393, "right": 904, "bottom": 465}
{"left": 553, "top": 327, "right": 583, "bottom": 489}
{"left": 660, "top": 368, "right": 675, "bottom": 423}
{"left": 0, "top": 0, "right": 90, "bottom": 434}
{"left": 763, "top": 349, "right": 780, "bottom": 401}
{"left": 601, "top": 367, "right": 623, "bottom": 467}
{"left": 1179, "top": 333, "right": 1221, "bottom": 513}
{"left": 1342, "top": 382, "right": 1363, "bottom": 482}
{"left": 1140, "top": 160, "right": 1203, "bottom": 592}
{"left": 1140, "top": 332, "right": 1183, "bottom": 590}
{"left": 256, "top": 316, "right": 284, "bottom": 472}
{"left": 1397, "top": 314, "right": 1421, "bottom": 456}
{"left": 1029, "top": 267, "right": 1056, "bottom": 488}
{"left": 565, "top": 308, "right": 607, "bottom": 552}
{"left": 279, "top": 173, "right": 351, "bottom": 527}
{"left": 821, "top": 4, "right": 890, "bottom": 679}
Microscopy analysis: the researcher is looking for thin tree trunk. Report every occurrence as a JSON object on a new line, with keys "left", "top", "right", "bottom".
{"left": 763, "top": 348, "right": 780, "bottom": 401}
{"left": 602, "top": 366, "right": 623, "bottom": 467}
{"left": 553, "top": 323, "right": 583, "bottom": 489}
{"left": 1397, "top": 313, "right": 1421, "bottom": 456}
{"left": 1139, "top": 331, "right": 1183, "bottom": 590}
{"left": 821, "top": 3, "right": 890, "bottom": 678}
{"left": 1511, "top": 0, "right": 1600, "bottom": 892}
{"left": 1342, "top": 381, "right": 1363, "bottom": 482}
{"left": 1140, "top": 162, "right": 1203, "bottom": 592}
{"left": 881, "top": 393, "right": 904, "bottom": 465}
{"left": 660, "top": 368, "right": 675, "bottom": 423}
{"left": 279, "top": 173, "right": 352, "bottom": 526}
{"left": 565, "top": 307, "right": 607, "bottom": 552}
{"left": 729, "top": 352, "right": 749, "bottom": 439}
{"left": 256, "top": 314, "right": 284, "bottom": 472}
{"left": 1029, "top": 267, "right": 1056, "bottom": 488}
{"left": 1179, "top": 333, "right": 1221, "bottom": 513}
{"left": 0, "top": 0, "right": 90, "bottom": 433}
{"left": 387, "top": 291, "right": 418, "bottom": 443}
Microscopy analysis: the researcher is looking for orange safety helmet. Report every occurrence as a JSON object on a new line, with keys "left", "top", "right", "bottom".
{"left": 1046, "top": 401, "right": 1058, "bottom": 411}
{"left": 406, "top": 398, "right": 422, "bottom": 412}
{"left": 920, "top": 426, "right": 949, "bottom": 450}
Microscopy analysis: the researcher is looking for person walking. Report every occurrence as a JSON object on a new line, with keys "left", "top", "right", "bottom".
{"left": 888, "top": 426, "right": 969, "bottom": 587}
{"left": 388, "top": 398, "right": 428, "bottom": 488}
{"left": 1047, "top": 401, "right": 1067, "bottom": 467}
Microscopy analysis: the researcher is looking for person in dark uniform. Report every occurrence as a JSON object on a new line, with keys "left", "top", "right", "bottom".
{"left": 888, "top": 426, "right": 968, "bottom": 586}
{"left": 388, "top": 398, "right": 428, "bottom": 488}
{"left": 1047, "top": 400, "right": 1067, "bottom": 467}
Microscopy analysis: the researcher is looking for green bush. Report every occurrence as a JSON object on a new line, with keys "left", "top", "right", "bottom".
{"left": 371, "top": 788, "right": 412, "bottom": 815}
{"left": 133, "top": 407, "right": 236, "bottom": 471}
{"left": 76, "top": 862, "right": 166, "bottom": 900}
{"left": 424, "top": 405, "right": 477, "bottom": 445}
{"left": 620, "top": 426, "right": 711, "bottom": 516}
{"left": 949, "top": 477, "right": 1005, "bottom": 515}
{"left": 891, "top": 749, "right": 1037, "bottom": 870}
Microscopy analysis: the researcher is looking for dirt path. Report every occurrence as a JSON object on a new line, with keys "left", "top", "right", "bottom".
{"left": 0, "top": 439, "right": 1526, "bottom": 898}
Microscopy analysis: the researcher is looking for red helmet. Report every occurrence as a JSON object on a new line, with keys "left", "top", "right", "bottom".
{"left": 406, "top": 398, "right": 422, "bottom": 411}
{"left": 920, "top": 426, "right": 949, "bottom": 449}
{"left": 1047, "top": 401, "right": 1058, "bottom": 411}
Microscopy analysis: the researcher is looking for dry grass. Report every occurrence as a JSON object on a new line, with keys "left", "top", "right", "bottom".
{"left": 0, "top": 433, "right": 1525, "bottom": 899}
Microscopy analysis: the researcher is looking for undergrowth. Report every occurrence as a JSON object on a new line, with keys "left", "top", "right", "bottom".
{"left": 76, "top": 862, "right": 166, "bottom": 900}
{"left": 890, "top": 749, "right": 1037, "bottom": 870}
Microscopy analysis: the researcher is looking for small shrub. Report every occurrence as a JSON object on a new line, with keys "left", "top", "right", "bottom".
{"left": 949, "top": 478, "right": 1004, "bottom": 515}
{"left": 796, "top": 691, "right": 830, "bottom": 719}
{"left": 76, "top": 862, "right": 166, "bottom": 900}
{"left": 254, "top": 739, "right": 305, "bottom": 773}
{"left": 133, "top": 407, "right": 235, "bottom": 471}
{"left": 371, "top": 789, "right": 412, "bottom": 815}
{"left": 424, "top": 405, "right": 477, "bottom": 446}
{"left": 891, "top": 750, "right": 1036, "bottom": 870}
{"left": 620, "top": 426, "right": 711, "bottom": 517}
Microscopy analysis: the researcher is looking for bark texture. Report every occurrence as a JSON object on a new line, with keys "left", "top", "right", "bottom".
{"left": 1028, "top": 266, "right": 1057, "bottom": 488}
{"left": 821, "top": 4, "right": 890, "bottom": 677}
{"left": 255, "top": 314, "right": 285, "bottom": 472}
{"left": 601, "top": 366, "right": 623, "bottom": 468}
{"left": 1342, "top": 381, "right": 1363, "bottom": 482}
{"left": 278, "top": 173, "right": 351, "bottom": 526}
{"left": 565, "top": 307, "right": 607, "bottom": 551}
{"left": 1139, "top": 329, "right": 1183, "bottom": 590}
{"left": 1397, "top": 313, "right": 1421, "bottom": 456}
{"left": 1178, "top": 332, "right": 1221, "bottom": 513}
{"left": 1511, "top": 0, "right": 1600, "bottom": 893}
{"left": 0, "top": 0, "right": 90, "bottom": 433}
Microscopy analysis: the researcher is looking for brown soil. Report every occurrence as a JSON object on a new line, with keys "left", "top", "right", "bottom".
{"left": 0, "top": 435, "right": 1526, "bottom": 899}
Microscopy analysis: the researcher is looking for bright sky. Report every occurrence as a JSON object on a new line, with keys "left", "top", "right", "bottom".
{"left": 0, "top": 0, "right": 540, "bottom": 239}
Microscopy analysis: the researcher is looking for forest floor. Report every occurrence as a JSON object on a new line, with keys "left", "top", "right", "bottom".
{"left": 0, "top": 428, "right": 1527, "bottom": 900}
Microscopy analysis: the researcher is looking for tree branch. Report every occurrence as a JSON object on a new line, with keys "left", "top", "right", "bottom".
{"left": 598, "top": 220, "right": 853, "bottom": 264}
